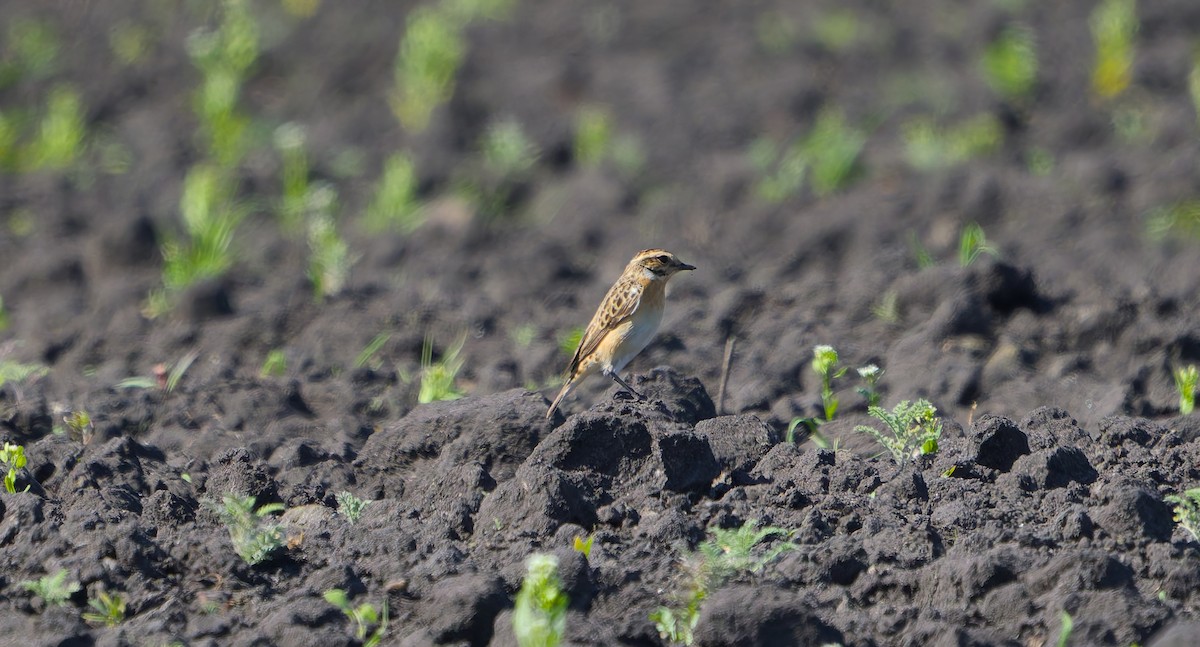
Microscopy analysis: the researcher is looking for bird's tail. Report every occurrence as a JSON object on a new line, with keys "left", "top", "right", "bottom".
{"left": 546, "top": 380, "right": 575, "bottom": 420}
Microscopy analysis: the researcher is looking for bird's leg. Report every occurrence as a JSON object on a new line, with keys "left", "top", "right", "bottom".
{"left": 603, "top": 368, "right": 645, "bottom": 401}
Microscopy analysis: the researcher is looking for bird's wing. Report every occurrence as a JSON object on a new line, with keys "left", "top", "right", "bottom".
{"left": 566, "top": 275, "right": 642, "bottom": 376}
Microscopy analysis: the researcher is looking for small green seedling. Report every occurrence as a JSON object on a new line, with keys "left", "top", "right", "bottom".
{"left": 82, "top": 590, "right": 126, "bottom": 627}
{"left": 1165, "top": 488, "right": 1200, "bottom": 541}
{"left": 324, "top": 589, "right": 388, "bottom": 645}
{"left": 0, "top": 359, "right": 48, "bottom": 387}
{"left": 116, "top": 352, "right": 198, "bottom": 393}
{"left": 482, "top": 119, "right": 538, "bottom": 177}
{"left": 335, "top": 491, "right": 371, "bottom": 524}
{"left": 652, "top": 520, "right": 795, "bottom": 646}
{"left": 872, "top": 290, "right": 901, "bottom": 324}
{"left": 856, "top": 364, "right": 883, "bottom": 407}
{"left": 812, "top": 345, "right": 847, "bottom": 421}
{"left": 557, "top": 327, "right": 584, "bottom": 357}
{"left": 273, "top": 122, "right": 310, "bottom": 231}
{"left": 0, "top": 295, "right": 8, "bottom": 331}
{"left": 751, "top": 109, "right": 865, "bottom": 202}
{"left": 1055, "top": 611, "right": 1074, "bottom": 647}
{"left": 1146, "top": 201, "right": 1200, "bottom": 241}
{"left": 854, "top": 399, "right": 942, "bottom": 466}
{"left": 307, "top": 205, "right": 355, "bottom": 301}
{"left": 354, "top": 332, "right": 391, "bottom": 370}
{"left": 148, "top": 163, "right": 247, "bottom": 316}
{"left": 418, "top": 335, "right": 466, "bottom": 403}
{"left": 1173, "top": 365, "right": 1197, "bottom": 415}
{"left": 1190, "top": 48, "right": 1200, "bottom": 129}
{"left": 391, "top": 6, "right": 465, "bottom": 131}
{"left": 20, "top": 569, "right": 80, "bottom": 607}
{"left": 1, "top": 442, "right": 30, "bottom": 494}
{"left": 260, "top": 349, "right": 286, "bottom": 377}
{"left": 903, "top": 114, "right": 1003, "bottom": 171}
{"left": 206, "top": 495, "right": 287, "bottom": 565}
{"left": 785, "top": 417, "right": 840, "bottom": 451}
{"left": 572, "top": 534, "right": 594, "bottom": 559}
{"left": 63, "top": 410, "right": 94, "bottom": 444}
{"left": 25, "top": 85, "right": 87, "bottom": 171}
{"left": 187, "top": 0, "right": 259, "bottom": 167}
{"left": 573, "top": 106, "right": 613, "bottom": 167}
{"left": 513, "top": 553, "right": 568, "bottom": 647}
{"left": 981, "top": 24, "right": 1037, "bottom": 102}
{"left": 959, "top": 222, "right": 999, "bottom": 267}
{"left": 364, "top": 152, "right": 422, "bottom": 233}
{"left": 1090, "top": 0, "right": 1137, "bottom": 100}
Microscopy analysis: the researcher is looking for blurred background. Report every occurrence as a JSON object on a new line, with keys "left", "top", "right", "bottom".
{"left": 1, "top": 0, "right": 1199, "bottom": 443}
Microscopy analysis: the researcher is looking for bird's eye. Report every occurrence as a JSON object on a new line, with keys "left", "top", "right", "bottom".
{"left": 655, "top": 255, "right": 670, "bottom": 264}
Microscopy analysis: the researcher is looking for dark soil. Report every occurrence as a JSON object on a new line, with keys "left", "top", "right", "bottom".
{"left": 2, "top": 0, "right": 1200, "bottom": 645}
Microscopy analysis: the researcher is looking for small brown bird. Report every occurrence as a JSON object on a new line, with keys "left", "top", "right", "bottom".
{"left": 546, "top": 249, "right": 695, "bottom": 419}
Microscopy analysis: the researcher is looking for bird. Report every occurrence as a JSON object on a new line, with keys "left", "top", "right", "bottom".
{"left": 546, "top": 248, "right": 695, "bottom": 419}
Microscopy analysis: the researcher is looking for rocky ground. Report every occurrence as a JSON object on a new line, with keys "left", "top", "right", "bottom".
{"left": 1, "top": 0, "right": 1200, "bottom": 645}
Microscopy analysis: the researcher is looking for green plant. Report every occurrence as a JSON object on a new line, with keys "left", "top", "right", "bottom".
{"left": 872, "top": 290, "right": 901, "bottom": 324}
{"left": 20, "top": 569, "right": 80, "bottom": 607}
{"left": 115, "top": 351, "right": 197, "bottom": 393}
{"left": 854, "top": 399, "right": 942, "bottom": 466}
{"left": 83, "top": 590, "right": 126, "bottom": 627}
{"left": 206, "top": 494, "right": 287, "bottom": 565}
{"left": 511, "top": 324, "right": 537, "bottom": 348}
{"left": 419, "top": 335, "right": 466, "bottom": 403}
{"left": 572, "top": 534, "right": 594, "bottom": 559}
{"left": 812, "top": 345, "right": 847, "bottom": 421}
{"left": 109, "top": 22, "right": 151, "bottom": 67}
{"left": 335, "top": 491, "right": 371, "bottom": 523}
{"left": 1165, "top": 488, "right": 1200, "bottom": 541}
{"left": 165, "top": 351, "right": 198, "bottom": 393}
{"left": 260, "top": 349, "right": 287, "bottom": 377}
{"left": 1174, "top": 365, "right": 1198, "bottom": 415}
{"left": 0, "top": 295, "right": 7, "bottom": 331}
{"left": 63, "top": 410, "right": 94, "bottom": 444}
{"left": 391, "top": 7, "right": 465, "bottom": 131}
{"left": 364, "top": 152, "right": 423, "bottom": 233}
{"left": 0, "top": 359, "right": 48, "bottom": 387}
{"left": 751, "top": 109, "right": 865, "bottom": 202}
{"left": 25, "top": 85, "right": 86, "bottom": 170}
{"left": 958, "top": 222, "right": 999, "bottom": 266}
{"left": 903, "top": 114, "right": 1003, "bottom": 170}
{"left": 187, "top": 0, "right": 259, "bottom": 167}
{"left": 1147, "top": 200, "right": 1200, "bottom": 241}
{"left": 803, "top": 109, "right": 867, "bottom": 196}
{"left": 1190, "top": 48, "right": 1200, "bottom": 129}
{"left": 1, "top": 442, "right": 30, "bottom": 494}
{"left": 324, "top": 589, "right": 388, "bottom": 645}
{"left": 307, "top": 200, "right": 355, "bottom": 301}
{"left": 856, "top": 364, "right": 883, "bottom": 407}
{"left": 1055, "top": 611, "right": 1074, "bottom": 647}
{"left": 557, "top": 327, "right": 585, "bottom": 357}
{"left": 483, "top": 118, "right": 539, "bottom": 176}
{"left": 513, "top": 553, "right": 568, "bottom": 647}
{"left": 981, "top": 24, "right": 1037, "bottom": 102}
{"left": 1, "top": 18, "right": 60, "bottom": 84}
{"left": 148, "top": 164, "right": 247, "bottom": 315}
{"left": 652, "top": 520, "right": 795, "bottom": 646}
{"left": 273, "top": 122, "right": 310, "bottom": 231}
{"left": 574, "top": 105, "right": 613, "bottom": 168}
{"left": 811, "top": 9, "right": 860, "bottom": 53}
{"left": 355, "top": 332, "right": 392, "bottom": 370}
{"left": 1026, "top": 147, "right": 1055, "bottom": 176}
{"left": 1090, "top": 0, "right": 1137, "bottom": 100}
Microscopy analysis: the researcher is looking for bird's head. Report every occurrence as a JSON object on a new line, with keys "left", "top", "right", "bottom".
{"left": 630, "top": 249, "right": 696, "bottom": 281}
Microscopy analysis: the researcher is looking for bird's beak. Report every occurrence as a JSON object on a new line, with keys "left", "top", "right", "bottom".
{"left": 677, "top": 262, "right": 696, "bottom": 271}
